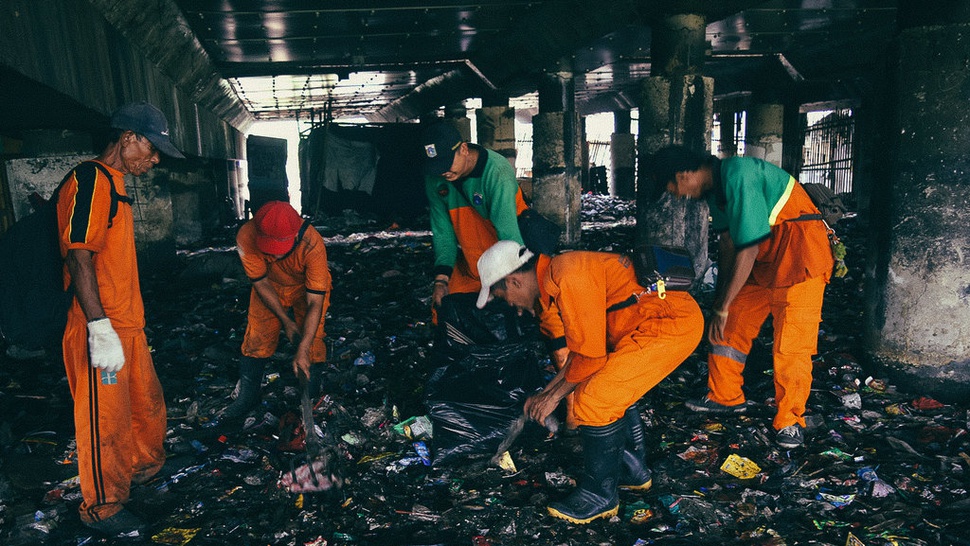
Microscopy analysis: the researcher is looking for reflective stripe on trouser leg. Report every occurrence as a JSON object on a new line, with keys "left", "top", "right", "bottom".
{"left": 770, "top": 276, "right": 825, "bottom": 431}
{"left": 707, "top": 283, "right": 771, "bottom": 406}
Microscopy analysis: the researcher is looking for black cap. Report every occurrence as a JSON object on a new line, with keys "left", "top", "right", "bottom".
{"left": 110, "top": 101, "right": 185, "bottom": 159}
{"left": 421, "top": 123, "right": 463, "bottom": 176}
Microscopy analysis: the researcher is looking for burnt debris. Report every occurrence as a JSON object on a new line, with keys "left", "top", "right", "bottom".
{"left": 1, "top": 195, "right": 969, "bottom": 545}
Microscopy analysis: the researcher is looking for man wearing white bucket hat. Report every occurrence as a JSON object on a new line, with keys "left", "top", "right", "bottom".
{"left": 476, "top": 240, "right": 704, "bottom": 524}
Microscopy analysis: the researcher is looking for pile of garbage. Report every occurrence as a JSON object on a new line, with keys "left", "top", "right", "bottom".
{"left": 1, "top": 200, "right": 969, "bottom": 545}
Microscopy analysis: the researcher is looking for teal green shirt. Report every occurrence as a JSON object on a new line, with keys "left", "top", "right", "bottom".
{"left": 707, "top": 156, "right": 795, "bottom": 248}
{"left": 424, "top": 146, "right": 524, "bottom": 277}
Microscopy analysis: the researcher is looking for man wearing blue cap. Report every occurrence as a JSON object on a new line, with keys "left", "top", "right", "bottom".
{"left": 57, "top": 101, "right": 183, "bottom": 537}
{"left": 421, "top": 122, "right": 573, "bottom": 422}
{"left": 421, "top": 122, "right": 533, "bottom": 314}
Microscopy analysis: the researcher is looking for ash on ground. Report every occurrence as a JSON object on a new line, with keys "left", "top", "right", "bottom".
{"left": 1, "top": 194, "right": 968, "bottom": 545}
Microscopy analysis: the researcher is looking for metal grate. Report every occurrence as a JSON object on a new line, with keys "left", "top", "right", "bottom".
{"left": 712, "top": 111, "right": 746, "bottom": 157}
{"left": 799, "top": 109, "right": 854, "bottom": 194}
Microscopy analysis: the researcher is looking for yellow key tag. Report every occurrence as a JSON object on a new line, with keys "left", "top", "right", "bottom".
{"left": 656, "top": 278, "right": 667, "bottom": 299}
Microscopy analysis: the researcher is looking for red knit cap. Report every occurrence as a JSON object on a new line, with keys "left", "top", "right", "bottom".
{"left": 254, "top": 201, "right": 302, "bottom": 255}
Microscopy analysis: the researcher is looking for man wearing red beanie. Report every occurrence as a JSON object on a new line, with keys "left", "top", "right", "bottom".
{"left": 223, "top": 200, "right": 332, "bottom": 420}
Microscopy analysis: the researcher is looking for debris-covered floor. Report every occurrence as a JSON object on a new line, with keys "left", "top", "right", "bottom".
{"left": 2, "top": 196, "right": 970, "bottom": 545}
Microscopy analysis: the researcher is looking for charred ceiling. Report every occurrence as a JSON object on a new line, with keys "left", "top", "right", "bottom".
{"left": 0, "top": 1, "right": 901, "bottom": 134}
{"left": 169, "top": 0, "right": 900, "bottom": 122}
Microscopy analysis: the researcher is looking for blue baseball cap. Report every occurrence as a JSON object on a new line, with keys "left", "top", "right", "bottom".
{"left": 110, "top": 101, "right": 185, "bottom": 159}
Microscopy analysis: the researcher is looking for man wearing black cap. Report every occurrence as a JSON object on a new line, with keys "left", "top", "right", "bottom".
{"left": 421, "top": 122, "right": 573, "bottom": 422}
{"left": 56, "top": 101, "right": 184, "bottom": 537}
{"left": 421, "top": 122, "right": 532, "bottom": 313}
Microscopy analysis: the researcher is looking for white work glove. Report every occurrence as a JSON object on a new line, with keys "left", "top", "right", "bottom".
{"left": 87, "top": 318, "right": 125, "bottom": 373}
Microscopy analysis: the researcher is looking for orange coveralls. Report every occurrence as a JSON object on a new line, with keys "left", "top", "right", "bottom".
{"left": 236, "top": 221, "right": 332, "bottom": 362}
{"left": 707, "top": 175, "right": 833, "bottom": 431}
{"left": 538, "top": 252, "right": 704, "bottom": 426}
{"left": 57, "top": 161, "right": 166, "bottom": 525}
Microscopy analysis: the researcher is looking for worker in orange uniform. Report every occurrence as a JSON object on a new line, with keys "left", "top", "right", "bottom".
{"left": 649, "top": 145, "right": 834, "bottom": 449}
{"left": 222, "top": 200, "right": 332, "bottom": 420}
{"left": 421, "top": 122, "right": 573, "bottom": 422}
{"left": 57, "top": 102, "right": 184, "bottom": 537}
{"left": 476, "top": 240, "right": 704, "bottom": 524}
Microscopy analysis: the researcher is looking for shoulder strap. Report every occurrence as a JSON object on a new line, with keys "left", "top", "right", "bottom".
{"left": 88, "top": 162, "right": 134, "bottom": 228}
{"left": 275, "top": 220, "right": 313, "bottom": 262}
{"left": 296, "top": 220, "right": 311, "bottom": 243}
{"left": 50, "top": 161, "right": 132, "bottom": 229}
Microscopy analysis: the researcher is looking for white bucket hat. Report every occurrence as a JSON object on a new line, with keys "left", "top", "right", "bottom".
{"left": 476, "top": 240, "right": 534, "bottom": 308}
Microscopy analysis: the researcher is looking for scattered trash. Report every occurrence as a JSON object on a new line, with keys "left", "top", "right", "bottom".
{"left": 0, "top": 202, "right": 968, "bottom": 544}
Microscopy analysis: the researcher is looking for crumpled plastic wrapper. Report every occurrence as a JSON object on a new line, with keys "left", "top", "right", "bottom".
{"left": 720, "top": 454, "right": 762, "bottom": 479}
{"left": 279, "top": 460, "right": 342, "bottom": 493}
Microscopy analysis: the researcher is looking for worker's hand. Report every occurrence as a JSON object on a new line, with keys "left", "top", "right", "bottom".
{"left": 431, "top": 277, "right": 449, "bottom": 309}
{"left": 708, "top": 309, "right": 728, "bottom": 344}
{"left": 282, "top": 320, "right": 301, "bottom": 344}
{"left": 87, "top": 318, "right": 125, "bottom": 373}
{"left": 293, "top": 351, "right": 311, "bottom": 381}
{"left": 524, "top": 391, "right": 560, "bottom": 425}
{"left": 290, "top": 332, "right": 310, "bottom": 380}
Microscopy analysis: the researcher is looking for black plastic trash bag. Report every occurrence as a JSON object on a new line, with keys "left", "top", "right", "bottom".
{"left": 427, "top": 294, "right": 545, "bottom": 465}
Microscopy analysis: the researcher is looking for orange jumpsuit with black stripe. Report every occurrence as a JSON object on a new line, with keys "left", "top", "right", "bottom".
{"left": 236, "top": 221, "right": 332, "bottom": 362}
{"left": 57, "top": 161, "right": 166, "bottom": 525}
{"left": 538, "top": 252, "right": 704, "bottom": 426}
{"left": 706, "top": 157, "right": 833, "bottom": 431}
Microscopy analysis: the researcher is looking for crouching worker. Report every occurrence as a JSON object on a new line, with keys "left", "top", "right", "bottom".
{"left": 476, "top": 241, "right": 704, "bottom": 524}
{"left": 222, "top": 201, "right": 332, "bottom": 420}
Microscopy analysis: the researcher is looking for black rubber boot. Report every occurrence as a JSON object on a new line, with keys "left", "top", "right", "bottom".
{"left": 547, "top": 418, "right": 625, "bottom": 524}
{"left": 221, "top": 356, "right": 267, "bottom": 419}
{"left": 619, "top": 405, "right": 653, "bottom": 491}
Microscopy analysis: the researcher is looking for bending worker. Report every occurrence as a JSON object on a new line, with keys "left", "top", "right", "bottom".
{"left": 222, "top": 200, "right": 332, "bottom": 420}
{"left": 649, "top": 145, "right": 833, "bottom": 449}
{"left": 58, "top": 102, "right": 183, "bottom": 536}
{"left": 421, "top": 122, "right": 571, "bottom": 416}
{"left": 421, "top": 122, "right": 531, "bottom": 312}
{"left": 476, "top": 240, "right": 704, "bottom": 524}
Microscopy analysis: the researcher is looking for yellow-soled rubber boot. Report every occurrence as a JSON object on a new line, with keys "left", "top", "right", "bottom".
{"left": 547, "top": 419, "right": 624, "bottom": 524}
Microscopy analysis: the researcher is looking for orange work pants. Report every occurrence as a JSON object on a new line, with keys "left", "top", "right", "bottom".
{"left": 241, "top": 284, "right": 328, "bottom": 362}
{"left": 706, "top": 276, "right": 826, "bottom": 431}
{"left": 63, "top": 313, "right": 167, "bottom": 524}
{"left": 572, "top": 294, "right": 704, "bottom": 426}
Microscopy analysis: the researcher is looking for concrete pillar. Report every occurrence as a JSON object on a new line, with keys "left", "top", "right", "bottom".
{"left": 532, "top": 73, "right": 582, "bottom": 247}
{"left": 745, "top": 103, "right": 785, "bottom": 167}
{"left": 476, "top": 95, "right": 516, "bottom": 169}
{"left": 611, "top": 110, "right": 636, "bottom": 198}
{"left": 864, "top": 10, "right": 970, "bottom": 401}
{"left": 445, "top": 103, "right": 472, "bottom": 142}
{"left": 636, "top": 12, "right": 713, "bottom": 278}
